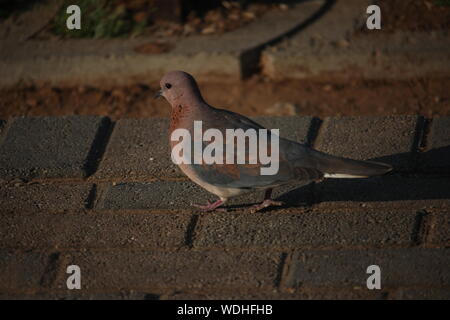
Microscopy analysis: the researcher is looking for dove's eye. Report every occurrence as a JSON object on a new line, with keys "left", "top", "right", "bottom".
{"left": 165, "top": 83, "right": 172, "bottom": 89}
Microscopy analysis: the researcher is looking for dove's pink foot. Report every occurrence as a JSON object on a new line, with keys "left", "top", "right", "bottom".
{"left": 250, "top": 199, "right": 284, "bottom": 213}
{"left": 250, "top": 188, "right": 284, "bottom": 213}
{"left": 193, "top": 199, "right": 227, "bottom": 212}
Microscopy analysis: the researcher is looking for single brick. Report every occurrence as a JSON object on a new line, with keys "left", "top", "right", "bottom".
{"left": 391, "top": 288, "right": 450, "bottom": 300}
{"left": 284, "top": 248, "right": 450, "bottom": 288}
{"left": 315, "top": 116, "right": 420, "bottom": 170}
{"left": 253, "top": 116, "right": 315, "bottom": 145}
{"left": 95, "top": 118, "right": 182, "bottom": 179}
{"left": 57, "top": 250, "right": 281, "bottom": 290}
{"left": 194, "top": 209, "right": 417, "bottom": 248}
{"left": 97, "top": 180, "right": 312, "bottom": 210}
{"left": 95, "top": 117, "right": 315, "bottom": 180}
{"left": 0, "top": 183, "right": 92, "bottom": 211}
{"left": 314, "top": 175, "right": 450, "bottom": 205}
{"left": 420, "top": 117, "right": 450, "bottom": 172}
{"left": 0, "top": 211, "right": 190, "bottom": 249}
{"left": 0, "top": 249, "right": 49, "bottom": 291}
{"left": 97, "top": 181, "right": 209, "bottom": 210}
{"left": 428, "top": 212, "right": 450, "bottom": 246}
{"left": 0, "top": 116, "right": 110, "bottom": 179}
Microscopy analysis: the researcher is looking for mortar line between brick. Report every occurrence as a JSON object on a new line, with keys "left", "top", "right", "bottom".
{"left": 0, "top": 120, "right": 7, "bottom": 142}
{"left": 410, "top": 116, "right": 426, "bottom": 170}
{"left": 0, "top": 288, "right": 163, "bottom": 299}
{"left": 6, "top": 176, "right": 190, "bottom": 184}
{"left": 11, "top": 245, "right": 442, "bottom": 254}
{"left": 311, "top": 117, "right": 329, "bottom": 149}
{"left": 6, "top": 285, "right": 447, "bottom": 298}
{"left": 274, "top": 252, "right": 289, "bottom": 289}
{"left": 185, "top": 214, "right": 200, "bottom": 248}
{"left": 0, "top": 244, "right": 444, "bottom": 252}
{"left": 419, "top": 211, "right": 437, "bottom": 247}
{"left": 306, "top": 117, "right": 323, "bottom": 148}
{"left": 411, "top": 210, "right": 430, "bottom": 246}
{"left": 277, "top": 251, "right": 296, "bottom": 290}
{"left": 12, "top": 170, "right": 450, "bottom": 185}
{"left": 39, "top": 251, "right": 63, "bottom": 288}
{"left": 0, "top": 117, "right": 16, "bottom": 146}
{"left": 164, "top": 287, "right": 394, "bottom": 299}
{"left": 83, "top": 118, "right": 115, "bottom": 178}
{"left": 2, "top": 200, "right": 449, "bottom": 216}
{"left": 85, "top": 184, "right": 97, "bottom": 210}
{"left": 418, "top": 118, "right": 433, "bottom": 152}
{"left": 88, "top": 182, "right": 110, "bottom": 210}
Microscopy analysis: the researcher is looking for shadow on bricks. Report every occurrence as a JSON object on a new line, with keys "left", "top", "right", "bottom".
{"left": 278, "top": 149, "right": 450, "bottom": 204}
{"left": 419, "top": 146, "right": 450, "bottom": 174}
{"left": 369, "top": 145, "right": 450, "bottom": 174}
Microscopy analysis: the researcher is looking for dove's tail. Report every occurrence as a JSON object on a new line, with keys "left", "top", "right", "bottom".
{"left": 310, "top": 150, "right": 393, "bottom": 178}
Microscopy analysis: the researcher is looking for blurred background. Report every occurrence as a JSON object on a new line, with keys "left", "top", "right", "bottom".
{"left": 0, "top": 0, "right": 449, "bottom": 120}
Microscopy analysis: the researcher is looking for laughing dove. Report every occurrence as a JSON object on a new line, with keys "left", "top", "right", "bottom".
{"left": 156, "top": 71, "right": 392, "bottom": 212}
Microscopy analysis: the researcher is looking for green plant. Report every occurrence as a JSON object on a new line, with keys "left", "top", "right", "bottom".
{"left": 52, "top": 0, "right": 147, "bottom": 38}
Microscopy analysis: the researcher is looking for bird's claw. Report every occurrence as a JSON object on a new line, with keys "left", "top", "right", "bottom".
{"left": 192, "top": 199, "right": 227, "bottom": 212}
{"left": 250, "top": 199, "right": 284, "bottom": 213}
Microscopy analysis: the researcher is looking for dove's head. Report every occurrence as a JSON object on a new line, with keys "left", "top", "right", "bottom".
{"left": 156, "top": 71, "right": 204, "bottom": 107}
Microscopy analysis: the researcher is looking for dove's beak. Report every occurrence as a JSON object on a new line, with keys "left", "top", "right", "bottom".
{"left": 154, "top": 89, "right": 163, "bottom": 99}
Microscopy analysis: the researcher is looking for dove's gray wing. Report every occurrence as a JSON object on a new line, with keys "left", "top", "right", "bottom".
{"left": 188, "top": 107, "right": 392, "bottom": 188}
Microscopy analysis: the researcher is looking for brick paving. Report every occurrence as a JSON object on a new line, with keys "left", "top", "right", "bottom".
{"left": 314, "top": 116, "right": 421, "bottom": 170}
{"left": 0, "top": 115, "right": 449, "bottom": 300}
{"left": 421, "top": 117, "right": 450, "bottom": 172}
{"left": 0, "top": 116, "right": 111, "bottom": 179}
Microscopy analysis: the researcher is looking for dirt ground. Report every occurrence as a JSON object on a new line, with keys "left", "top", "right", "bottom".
{"left": 36, "top": 0, "right": 285, "bottom": 39}
{"left": 378, "top": 0, "right": 450, "bottom": 32}
{"left": 1, "top": 1, "right": 449, "bottom": 120}
{"left": 1, "top": 76, "right": 449, "bottom": 120}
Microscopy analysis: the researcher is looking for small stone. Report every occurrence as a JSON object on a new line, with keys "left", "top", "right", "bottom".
{"left": 26, "top": 98, "right": 38, "bottom": 107}
{"left": 322, "top": 84, "right": 333, "bottom": 92}
{"left": 133, "top": 12, "right": 147, "bottom": 23}
{"left": 228, "top": 13, "right": 240, "bottom": 21}
{"left": 336, "top": 39, "right": 350, "bottom": 48}
{"left": 201, "top": 26, "right": 216, "bottom": 35}
{"left": 242, "top": 11, "right": 256, "bottom": 20}
{"left": 222, "top": 1, "right": 232, "bottom": 9}
{"left": 111, "top": 89, "right": 125, "bottom": 99}
{"left": 266, "top": 102, "right": 299, "bottom": 116}
{"left": 182, "top": 24, "right": 194, "bottom": 36}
